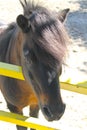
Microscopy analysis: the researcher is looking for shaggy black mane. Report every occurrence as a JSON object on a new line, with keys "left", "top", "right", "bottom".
{"left": 19, "top": 0, "right": 69, "bottom": 68}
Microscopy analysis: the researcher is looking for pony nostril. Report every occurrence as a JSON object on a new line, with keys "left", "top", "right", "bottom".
{"left": 42, "top": 106, "right": 53, "bottom": 118}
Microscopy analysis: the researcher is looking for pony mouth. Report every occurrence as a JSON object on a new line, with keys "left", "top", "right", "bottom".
{"left": 45, "top": 113, "right": 64, "bottom": 121}
{"left": 42, "top": 106, "right": 53, "bottom": 119}
{"left": 41, "top": 105, "right": 65, "bottom": 121}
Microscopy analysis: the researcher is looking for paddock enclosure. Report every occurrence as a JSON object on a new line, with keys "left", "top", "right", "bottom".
{"left": 0, "top": 0, "right": 87, "bottom": 130}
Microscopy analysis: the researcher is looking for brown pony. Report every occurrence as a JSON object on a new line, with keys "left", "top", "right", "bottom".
{"left": 0, "top": 0, "right": 69, "bottom": 130}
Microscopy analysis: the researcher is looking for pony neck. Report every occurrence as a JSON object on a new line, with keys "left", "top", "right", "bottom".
{"left": 6, "top": 27, "right": 24, "bottom": 66}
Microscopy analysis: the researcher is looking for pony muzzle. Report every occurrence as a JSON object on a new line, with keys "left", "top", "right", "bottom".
{"left": 42, "top": 105, "right": 53, "bottom": 119}
{"left": 41, "top": 103, "right": 66, "bottom": 121}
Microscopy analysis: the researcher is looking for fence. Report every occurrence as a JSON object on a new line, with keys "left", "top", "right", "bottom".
{"left": 0, "top": 62, "right": 87, "bottom": 129}
{"left": 0, "top": 62, "right": 87, "bottom": 95}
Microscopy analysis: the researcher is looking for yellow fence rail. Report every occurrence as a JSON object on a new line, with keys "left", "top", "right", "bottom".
{"left": 0, "top": 62, "right": 87, "bottom": 95}
{"left": 0, "top": 62, "right": 87, "bottom": 129}
{"left": 0, "top": 111, "right": 57, "bottom": 130}
{"left": 0, "top": 62, "right": 24, "bottom": 80}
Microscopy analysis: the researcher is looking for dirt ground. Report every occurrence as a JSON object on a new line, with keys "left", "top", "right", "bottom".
{"left": 0, "top": 0, "right": 87, "bottom": 130}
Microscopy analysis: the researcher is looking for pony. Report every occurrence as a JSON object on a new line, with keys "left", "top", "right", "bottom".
{"left": 0, "top": 0, "right": 69, "bottom": 130}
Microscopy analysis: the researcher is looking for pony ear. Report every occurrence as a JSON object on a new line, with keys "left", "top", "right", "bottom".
{"left": 16, "top": 15, "right": 30, "bottom": 33}
{"left": 58, "top": 8, "right": 70, "bottom": 22}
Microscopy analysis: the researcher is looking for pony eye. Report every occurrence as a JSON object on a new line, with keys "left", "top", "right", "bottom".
{"left": 47, "top": 72, "right": 52, "bottom": 84}
{"left": 23, "top": 46, "right": 29, "bottom": 56}
{"left": 47, "top": 71, "right": 56, "bottom": 84}
{"left": 23, "top": 47, "right": 31, "bottom": 63}
{"left": 24, "top": 49, "right": 29, "bottom": 56}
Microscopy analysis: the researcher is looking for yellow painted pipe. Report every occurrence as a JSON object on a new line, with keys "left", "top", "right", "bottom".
{"left": 0, "top": 111, "right": 57, "bottom": 130}
{"left": 0, "top": 62, "right": 24, "bottom": 80}
{"left": 0, "top": 62, "right": 87, "bottom": 95}
{"left": 0, "top": 62, "right": 87, "bottom": 129}
{"left": 61, "top": 82, "right": 87, "bottom": 95}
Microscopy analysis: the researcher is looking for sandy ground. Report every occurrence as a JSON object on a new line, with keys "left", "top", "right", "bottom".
{"left": 0, "top": 0, "right": 87, "bottom": 130}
